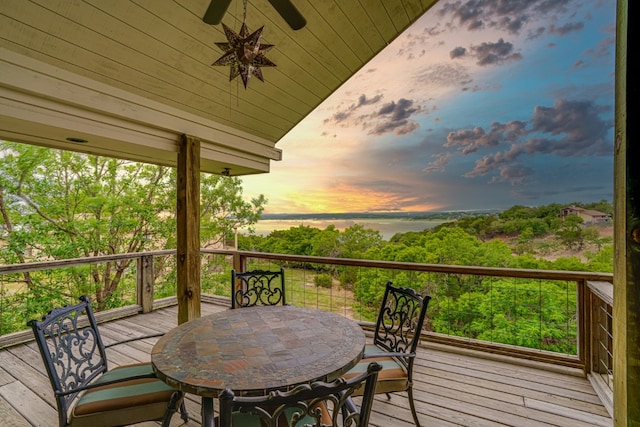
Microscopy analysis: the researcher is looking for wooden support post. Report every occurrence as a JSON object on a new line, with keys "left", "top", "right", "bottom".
{"left": 231, "top": 251, "right": 246, "bottom": 300}
{"left": 177, "top": 135, "right": 201, "bottom": 324}
{"left": 232, "top": 251, "right": 245, "bottom": 273}
{"left": 137, "top": 254, "right": 154, "bottom": 313}
{"left": 614, "top": 2, "right": 640, "bottom": 425}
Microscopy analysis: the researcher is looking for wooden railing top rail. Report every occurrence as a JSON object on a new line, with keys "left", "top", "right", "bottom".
{"left": 587, "top": 280, "right": 614, "bottom": 306}
{"left": 0, "top": 249, "right": 614, "bottom": 283}
{"left": 0, "top": 250, "right": 177, "bottom": 274}
{"left": 205, "top": 249, "right": 614, "bottom": 282}
{"left": 0, "top": 249, "right": 614, "bottom": 375}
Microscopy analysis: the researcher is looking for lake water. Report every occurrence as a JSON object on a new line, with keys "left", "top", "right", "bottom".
{"left": 243, "top": 218, "right": 446, "bottom": 240}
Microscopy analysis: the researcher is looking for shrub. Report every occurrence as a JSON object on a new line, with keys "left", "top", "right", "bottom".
{"left": 314, "top": 273, "right": 333, "bottom": 288}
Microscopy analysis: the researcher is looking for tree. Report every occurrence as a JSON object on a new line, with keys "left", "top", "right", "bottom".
{"left": 310, "top": 225, "right": 340, "bottom": 258}
{"left": 337, "top": 224, "right": 383, "bottom": 259}
{"left": 198, "top": 173, "right": 267, "bottom": 248}
{"left": 420, "top": 227, "right": 482, "bottom": 265}
{"left": 555, "top": 214, "right": 585, "bottom": 250}
{"left": 0, "top": 142, "right": 265, "bottom": 308}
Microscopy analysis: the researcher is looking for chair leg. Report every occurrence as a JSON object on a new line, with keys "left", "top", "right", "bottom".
{"left": 407, "top": 387, "right": 421, "bottom": 427}
{"left": 162, "top": 391, "right": 185, "bottom": 427}
{"left": 180, "top": 399, "right": 190, "bottom": 422}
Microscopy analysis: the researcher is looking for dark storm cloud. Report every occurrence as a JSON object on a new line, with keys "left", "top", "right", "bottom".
{"left": 439, "top": 1, "right": 587, "bottom": 69}
{"left": 450, "top": 46, "right": 467, "bottom": 59}
{"left": 438, "top": 0, "right": 574, "bottom": 35}
{"left": 529, "top": 99, "right": 612, "bottom": 156}
{"left": 445, "top": 121, "right": 527, "bottom": 154}
{"left": 369, "top": 99, "right": 422, "bottom": 135}
{"left": 461, "top": 99, "right": 613, "bottom": 183}
{"left": 330, "top": 111, "right": 350, "bottom": 124}
{"left": 324, "top": 96, "right": 422, "bottom": 136}
{"left": 488, "top": 164, "right": 534, "bottom": 184}
{"left": 470, "top": 38, "right": 522, "bottom": 66}
{"left": 357, "top": 94, "right": 383, "bottom": 107}
{"left": 324, "top": 94, "right": 383, "bottom": 125}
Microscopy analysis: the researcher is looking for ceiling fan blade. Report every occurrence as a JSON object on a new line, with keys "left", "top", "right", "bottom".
{"left": 267, "top": 0, "right": 306, "bottom": 30}
{"left": 203, "top": 0, "right": 233, "bottom": 25}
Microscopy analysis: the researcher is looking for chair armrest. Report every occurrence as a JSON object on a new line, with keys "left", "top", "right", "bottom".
{"left": 104, "top": 333, "right": 164, "bottom": 348}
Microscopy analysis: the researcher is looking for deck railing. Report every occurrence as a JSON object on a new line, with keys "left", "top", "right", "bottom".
{"left": 586, "top": 280, "right": 614, "bottom": 415}
{"left": 0, "top": 249, "right": 614, "bottom": 409}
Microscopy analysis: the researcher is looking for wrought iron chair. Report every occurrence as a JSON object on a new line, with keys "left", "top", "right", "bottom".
{"left": 28, "top": 295, "right": 189, "bottom": 427}
{"left": 342, "top": 282, "right": 431, "bottom": 427}
{"left": 218, "top": 361, "right": 382, "bottom": 427}
{"left": 231, "top": 267, "right": 286, "bottom": 308}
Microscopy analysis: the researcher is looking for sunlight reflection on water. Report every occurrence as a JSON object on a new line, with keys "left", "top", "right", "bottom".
{"left": 243, "top": 218, "right": 445, "bottom": 240}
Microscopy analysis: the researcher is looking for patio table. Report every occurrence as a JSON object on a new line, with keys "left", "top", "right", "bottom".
{"left": 151, "top": 304, "right": 366, "bottom": 427}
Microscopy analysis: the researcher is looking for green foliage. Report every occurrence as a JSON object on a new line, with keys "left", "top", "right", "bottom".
{"left": 314, "top": 274, "right": 333, "bottom": 288}
{"left": 420, "top": 227, "right": 482, "bottom": 265}
{"left": 582, "top": 199, "right": 614, "bottom": 215}
{"left": 337, "top": 225, "right": 383, "bottom": 258}
{"left": 555, "top": 215, "right": 585, "bottom": 250}
{"left": 243, "top": 202, "right": 612, "bottom": 354}
{"left": 0, "top": 142, "right": 265, "bottom": 330}
{"left": 310, "top": 225, "right": 340, "bottom": 258}
{"left": 1, "top": 153, "right": 613, "bottom": 356}
{"left": 432, "top": 279, "right": 577, "bottom": 353}
{"left": 260, "top": 225, "right": 320, "bottom": 257}
{"left": 199, "top": 173, "right": 266, "bottom": 248}
{"left": 586, "top": 245, "right": 614, "bottom": 273}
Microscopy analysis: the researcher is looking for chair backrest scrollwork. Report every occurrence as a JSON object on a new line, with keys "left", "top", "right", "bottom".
{"left": 28, "top": 296, "right": 108, "bottom": 427}
{"left": 218, "top": 361, "right": 382, "bottom": 427}
{"left": 374, "top": 282, "right": 431, "bottom": 372}
{"left": 231, "top": 268, "right": 286, "bottom": 308}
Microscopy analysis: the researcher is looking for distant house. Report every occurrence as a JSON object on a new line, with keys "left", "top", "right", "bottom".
{"left": 560, "top": 206, "right": 612, "bottom": 224}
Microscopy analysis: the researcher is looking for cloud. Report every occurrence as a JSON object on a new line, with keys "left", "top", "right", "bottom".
{"left": 445, "top": 121, "right": 527, "bottom": 154}
{"left": 324, "top": 96, "right": 423, "bottom": 136}
{"left": 512, "top": 184, "right": 611, "bottom": 201}
{"left": 357, "top": 94, "right": 383, "bottom": 107}
{"left": 488, "top": 164, "right": 534, "bottom": 184}
{"left": 461, "top": 98, "right": 613, "bottom": 183}
{"left": 413, "top": 63, "right": 472, "bottom": 88}
{"left": 323, "top": 94, "right": 383, "bottom": 126}
{"left": 548, "top": 22, "right": 585, "bottom": 36}
{"left": 423, "top": 152, "right": 452, "bottom": 173}
{"left": 449, "top": 46, "right": 467, "bottom": 59}
{"left": 242, "top": 0, "right": 615, "bottom": 214}
{"left": 438, "top": 0, "right": 574, "bottom": 35}
{"left": 469, "top": 38, "right": 522, "bottom": 66}
{"left": 368, "top": 99, "right": 422, "bottom": 135}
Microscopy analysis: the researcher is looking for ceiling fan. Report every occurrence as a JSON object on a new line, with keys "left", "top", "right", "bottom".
{"left": 203, "top": 0, "right": 307, "bottom": 30}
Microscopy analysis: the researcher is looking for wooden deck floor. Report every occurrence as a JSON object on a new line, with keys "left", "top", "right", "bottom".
{"left": 0, "top": 303, "right": 612, "bottom": 427}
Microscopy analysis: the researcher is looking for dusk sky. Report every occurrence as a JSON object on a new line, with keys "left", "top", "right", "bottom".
{"left": 241, "top": 0, "right": 616, "bottom": 214}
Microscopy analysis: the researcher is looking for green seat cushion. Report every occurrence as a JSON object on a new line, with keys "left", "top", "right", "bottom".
{"left": 96, "top": 362, "right": 155, "bottom": 383}
{"left": 342, "top": 344, "right": 408, "bottom": 395}
{"left": 69, "top": 364, "right": 179, "bottom": 427}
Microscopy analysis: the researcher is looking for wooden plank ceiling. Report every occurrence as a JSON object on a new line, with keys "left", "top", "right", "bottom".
{"left": 0, "top": 0, "right": 437, "bottom": 175}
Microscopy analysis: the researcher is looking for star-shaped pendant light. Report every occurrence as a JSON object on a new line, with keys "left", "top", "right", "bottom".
{"left": 212, "top": 19, "right": 276, "bottom": 89}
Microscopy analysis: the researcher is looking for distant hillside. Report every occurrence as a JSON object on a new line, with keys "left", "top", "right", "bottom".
{"left": 261, "top": 210, "right": 502, "bottom": 221}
